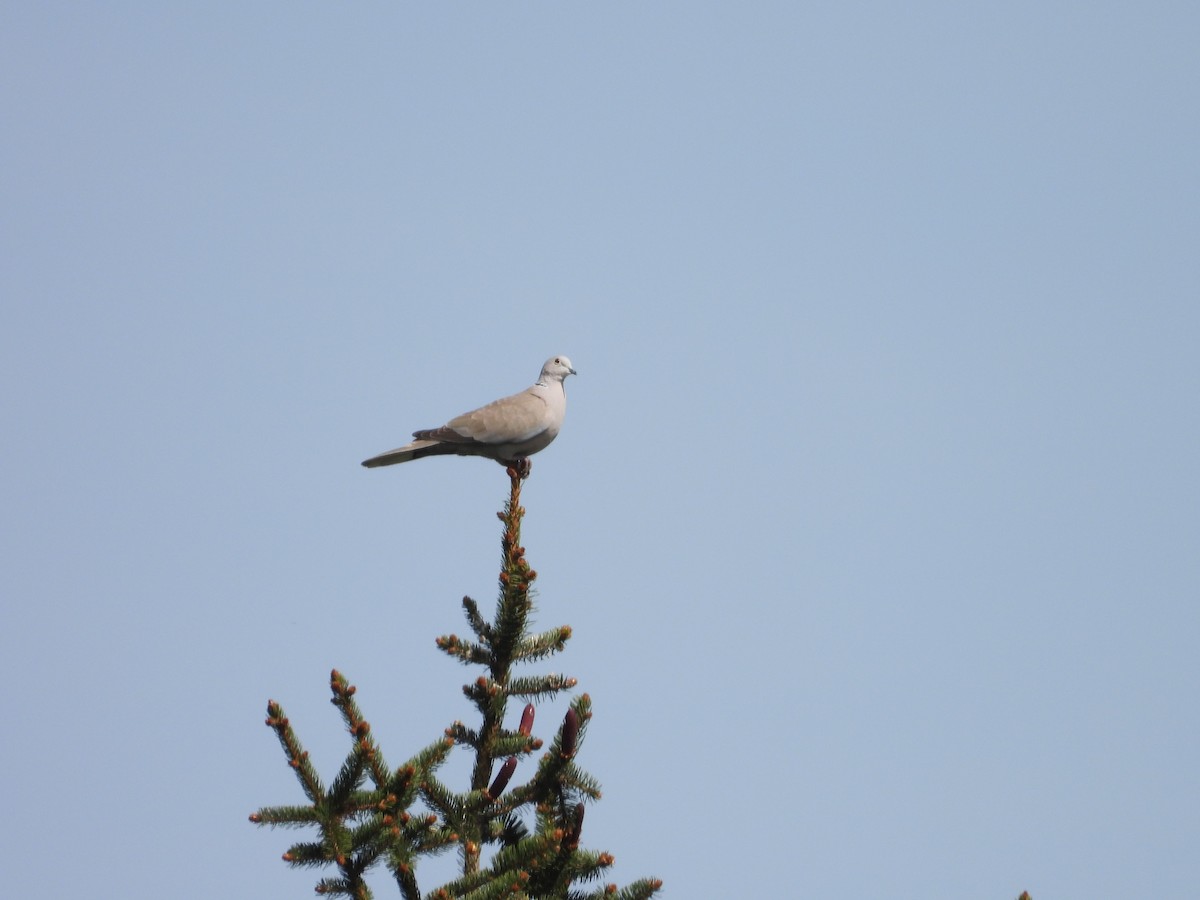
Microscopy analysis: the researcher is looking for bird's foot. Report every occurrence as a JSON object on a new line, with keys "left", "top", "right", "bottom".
{"left": 503, "top": 458, "right": 533, "bottom": 480}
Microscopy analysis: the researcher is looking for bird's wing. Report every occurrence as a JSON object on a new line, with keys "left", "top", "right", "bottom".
{"left": 416, "top": 388, "right": 550, "bottom": 446}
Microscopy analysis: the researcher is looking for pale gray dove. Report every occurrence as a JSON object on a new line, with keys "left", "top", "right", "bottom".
{"left": 362, "top": 355, "right": 577, "bottom": 467}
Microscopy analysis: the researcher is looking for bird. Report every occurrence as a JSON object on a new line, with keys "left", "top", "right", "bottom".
{"left": 362, "top": 355, "right": 577, "bottom": 468}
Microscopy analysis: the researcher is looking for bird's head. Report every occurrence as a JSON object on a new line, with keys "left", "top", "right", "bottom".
{"left": 541, "top": 355, "right": 577, "bottom": 383}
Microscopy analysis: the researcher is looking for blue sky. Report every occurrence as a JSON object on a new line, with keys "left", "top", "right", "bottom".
{"left": 2, "top": 3, "right": 1198, "bottom": 897}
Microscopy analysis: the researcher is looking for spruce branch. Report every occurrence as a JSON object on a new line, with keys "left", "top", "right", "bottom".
{"left": 577, "top": 878, "right": 665, "bottom": 900}
{"left": 507, "top": 673, "right": 578, "bottom": 699}
{"left": 514, "top": 626, "right": 574, "bottom": 663}
{"left": 461, "top": 596, "right": 493, "bottom": 641}
{"left": 262, "top": 701, "right": 325, "bottom": 803}
{"left": 252, "top": 675, "right": 455, "bottom": 898}
{"left": 253, "top": 463, "right": 660, "bottom": 898}
{"left": 437, "top": 632, "right": 492, "bottom": 667}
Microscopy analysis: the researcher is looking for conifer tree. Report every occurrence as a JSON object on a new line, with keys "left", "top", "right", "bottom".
{"left": 251, "top": 462, "right": 662, "bottom": 899}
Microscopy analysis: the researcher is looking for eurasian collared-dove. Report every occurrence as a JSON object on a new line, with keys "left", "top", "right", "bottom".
{"left": 362, "top": 356, "right": 577, "bottom": 467}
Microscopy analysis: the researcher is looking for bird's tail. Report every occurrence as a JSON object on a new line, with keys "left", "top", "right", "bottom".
{"left": 361, "top": 439, "right": 442, "bottom": 467}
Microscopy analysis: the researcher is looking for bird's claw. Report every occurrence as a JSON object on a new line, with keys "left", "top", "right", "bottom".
{"left": 504, "top": 458, "right": 533, "bottom": 480}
